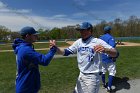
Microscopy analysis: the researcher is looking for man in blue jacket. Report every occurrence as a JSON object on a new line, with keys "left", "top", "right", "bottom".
{"left": 100, "top": 26, "right": 118, "bottom": 93}
{"left": 12, "top": 26, "right": 57, "bottom": 93}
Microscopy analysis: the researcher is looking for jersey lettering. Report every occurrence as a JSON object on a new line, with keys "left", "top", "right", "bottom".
{"left": 78, "top": 47, "right": 93, "bottom": 53}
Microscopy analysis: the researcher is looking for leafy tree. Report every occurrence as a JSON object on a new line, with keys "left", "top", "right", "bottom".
{"left": 0, "top": 25, "right": 11, "bottom": 42}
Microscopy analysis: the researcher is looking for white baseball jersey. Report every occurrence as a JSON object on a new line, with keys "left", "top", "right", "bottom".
{"left": 66, "top": 37, "right": 113, "bottom": 74}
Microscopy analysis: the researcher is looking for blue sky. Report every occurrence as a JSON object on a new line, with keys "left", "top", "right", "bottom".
{"left": 0, "top": 0, "right": 140, "bottom": 31}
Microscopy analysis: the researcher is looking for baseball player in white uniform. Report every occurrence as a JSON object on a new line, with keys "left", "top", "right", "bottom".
{"left": 54, "top": 22, "right": 118, "bottom": 93}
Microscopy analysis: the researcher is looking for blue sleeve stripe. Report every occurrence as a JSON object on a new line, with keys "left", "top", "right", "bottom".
{"left": 64, "top": 48, "right": 73, "bottom": 56}
{"left": 67, "top": 48, "right": 74, "bottom": 54}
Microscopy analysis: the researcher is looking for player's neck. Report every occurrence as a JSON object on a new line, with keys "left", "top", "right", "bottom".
{"left": 82, "top": 35, "right": 92, "bottom": 42}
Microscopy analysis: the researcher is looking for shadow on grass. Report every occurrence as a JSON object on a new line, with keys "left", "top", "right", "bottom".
{"left": 111, "top": 77, "right": 130, "bottom": 93}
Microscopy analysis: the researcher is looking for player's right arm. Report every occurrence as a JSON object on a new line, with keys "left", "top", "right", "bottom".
{"left": 57, "top": 48, "right": 73, "bottom": 56}
{"left": 94, "top": 39, "right": 118, "bottom": 57}
{"left": 56, "top": 40, "right": 79, "bottom": 56}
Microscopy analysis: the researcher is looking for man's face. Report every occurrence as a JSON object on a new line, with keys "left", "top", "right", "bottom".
{"left": 26, "top": 34, "right": 38, "bottom": 43}
{"left": 30, "top": 34, "right": 38, "bottom": 42}
{"left": 79, "top": 29, "right": 92, "bottom": 39}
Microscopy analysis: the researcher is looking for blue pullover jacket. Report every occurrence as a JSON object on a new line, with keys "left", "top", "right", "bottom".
{"left": 12, "top": 38, "right": 57, "bottom": 93}
{"left": 100, "top": 33, "right": 116, "bottom": 63}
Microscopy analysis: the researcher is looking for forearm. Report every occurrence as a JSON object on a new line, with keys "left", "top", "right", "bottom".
{"left": 57, "top": 47, "right": 64, "bottom": 55}
{"left": 104, "top": 48, "right": 117, "bottom": 57}
{"left": 40, "top": 47, "right": 57, "bottom": 66}
{"left": 57, "top": 48, "right": 73, "bottom": 56}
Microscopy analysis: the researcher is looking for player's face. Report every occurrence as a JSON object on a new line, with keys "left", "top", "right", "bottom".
{"left": 30, "top": 34, "right": 38, "bottom": 42}
{"left": 26, "top": 34, "right": 38, "bottom": 43}
{"left": 79, "top": 29, "right": 92, "bottom": 39}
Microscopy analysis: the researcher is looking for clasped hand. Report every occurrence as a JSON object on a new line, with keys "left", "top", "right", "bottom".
{"left": 49, "top": 40, "right": 56, "bottom": 48}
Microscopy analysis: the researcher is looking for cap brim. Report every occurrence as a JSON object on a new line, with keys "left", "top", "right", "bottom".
{"left": 33, "top": 31, "right": 40, "bottom": 35}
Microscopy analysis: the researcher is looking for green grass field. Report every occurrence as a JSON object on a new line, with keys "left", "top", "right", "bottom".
{"left": 0, "top": 42, "right": 140, "bottom": 93}
{"left": 116, "top": 46, "right": 140, "bottom": 78}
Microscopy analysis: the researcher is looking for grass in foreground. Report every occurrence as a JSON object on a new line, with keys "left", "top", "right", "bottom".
{"left": 116, "top": 46, "right": 140, "bottom": 78}
{"left": 0, "top": 46, "right": 140, "bottom": 93}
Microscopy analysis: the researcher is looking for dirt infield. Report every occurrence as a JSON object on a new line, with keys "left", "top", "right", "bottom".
{"left": 117, "top": 42, "right": 140, "bottom": 47}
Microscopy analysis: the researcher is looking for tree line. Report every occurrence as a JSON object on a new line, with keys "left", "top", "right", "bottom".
{"left": 0, "top": 15, "right": 140, "bottom": 42}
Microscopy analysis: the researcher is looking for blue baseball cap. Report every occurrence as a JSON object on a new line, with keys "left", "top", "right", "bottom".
{"left": 20, "top": 26, "right": 39, "bottom": 36}
{"left": 104, "top": 26, "right": 112, "bottom": 31}
{"left": 77, "top": 22, "right": 93, "bottom": 30}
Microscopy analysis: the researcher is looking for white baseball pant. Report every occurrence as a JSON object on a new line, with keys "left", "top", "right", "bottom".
{"left": 102, "top": 62, "right": 116, "bottom": 76}
{"left": 74, "top": 72, "right": 100, "bottom": 93}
